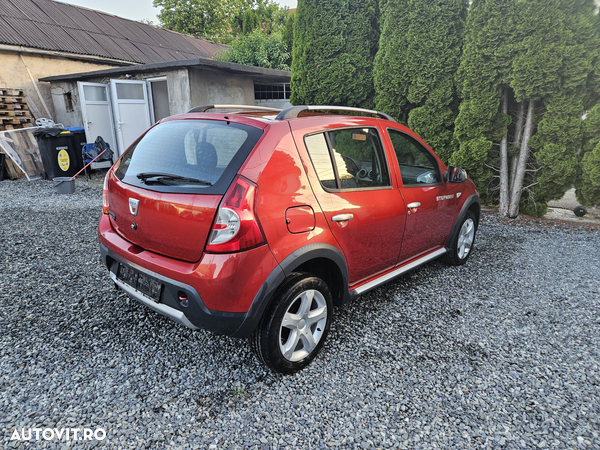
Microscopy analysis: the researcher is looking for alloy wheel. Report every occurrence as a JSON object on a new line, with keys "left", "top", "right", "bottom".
{"left": 279, "top": 289, "right": 328, "bottom": 362}
{"left": 457, "top": 218, "right": 475, "bottom": 259}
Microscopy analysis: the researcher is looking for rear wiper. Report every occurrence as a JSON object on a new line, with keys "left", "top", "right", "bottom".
{"left": 136, "top": 172, "right": 212, "bottom": 186}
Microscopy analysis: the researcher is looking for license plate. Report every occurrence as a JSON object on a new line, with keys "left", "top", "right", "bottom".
{"left": 117, "top": 263, "right": 162, "bottom": 302}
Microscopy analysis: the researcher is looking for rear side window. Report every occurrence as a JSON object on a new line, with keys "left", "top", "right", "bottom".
{"left": 115, "top": 120, "right": 262, "bottom": 194}
{"left": 304, "top": 128, "right": 390, "bottom": 190}
{"left": 304, "top": 134, "right": 336, "bottom": 189}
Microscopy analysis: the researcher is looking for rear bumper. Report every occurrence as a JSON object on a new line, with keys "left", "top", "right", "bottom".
{"left": 98, "top": 213, "right": 283, "bottom": 338}
{"left": 100, "top": 243, "right": 249, "bottom": 335}
{"left": 110, "top": 270, "right": 199, "bottom": 330}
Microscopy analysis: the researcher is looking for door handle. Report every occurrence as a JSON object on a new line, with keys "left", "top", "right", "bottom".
{"left": 332, "top": 214, "right": 354, "bottom": 222}
{"left": 407, "top": 202, "right": 421, "bottom": 208}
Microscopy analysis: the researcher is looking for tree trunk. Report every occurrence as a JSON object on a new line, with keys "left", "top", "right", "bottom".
{"left": 508, "top": 99, "right": 535, "bottom": 218}
{"left": 499, "top": 89, "right": 509, "bottom": 216}
{"left": 509, "top": 101, "right": 526, "bottom": 193}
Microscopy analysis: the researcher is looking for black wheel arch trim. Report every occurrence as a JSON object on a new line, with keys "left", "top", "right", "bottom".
{"left": 445, "top": 194, "right": 480, "bottom": 250}
{"left": 232, "top": 243, "right": 349, "bottom": 338}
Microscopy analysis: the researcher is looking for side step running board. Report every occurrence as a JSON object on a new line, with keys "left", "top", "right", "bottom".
{"left": 351, "top": 248, "right": 447, "bottom": 296}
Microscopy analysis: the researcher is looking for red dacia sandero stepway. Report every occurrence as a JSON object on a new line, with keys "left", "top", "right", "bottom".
{"left": 98, "top": 105, "right": 480, "bottom": 373}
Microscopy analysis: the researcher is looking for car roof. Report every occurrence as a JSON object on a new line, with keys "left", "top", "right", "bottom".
{"left": 163, "top": 105, "right": 399, "bottom": 130}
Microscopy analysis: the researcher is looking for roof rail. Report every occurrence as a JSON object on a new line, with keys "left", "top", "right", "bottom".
{"left": 275, "top": 106, "right": 397, "bottom": 122}
{"left": 188, "top": 105, "right": 282, "bottom": 113}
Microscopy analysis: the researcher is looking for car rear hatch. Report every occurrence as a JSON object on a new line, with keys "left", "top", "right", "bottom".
{"left": 106, "top": 118, "right": 264, "bottom": 262}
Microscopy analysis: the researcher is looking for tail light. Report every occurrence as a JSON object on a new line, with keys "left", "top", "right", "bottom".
{"left": 102, "top": 171, "right": 110, "bottom": 214}
{"left": 205, "top": 175, "right": 266, "bottom": 253}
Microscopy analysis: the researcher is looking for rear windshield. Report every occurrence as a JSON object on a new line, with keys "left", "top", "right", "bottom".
{"left": 114, "top": 119, "right": 263, "bottom": 194}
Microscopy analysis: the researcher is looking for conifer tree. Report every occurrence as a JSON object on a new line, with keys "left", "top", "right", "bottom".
{"left": 344, "top": 0, "right": 379, "bottom": 109}
{"left": 452, "top": 0, "right": 599, "bottom": 217}
{"left": 291, "top": 0, "right": 379, "bottom": 107}
{"left": 282, "top": 11, "right": 295, "bottom": 67}
{"left": 451, "top": 0, "right": 516, "bottom": 201}
{"left": 574, "top": 7, "right": 600, "bottom": 207}
{"left": 373, "top": 0, "right": 415, "bottom": 124}
{"left": 242, "top": 8, "right": 260, "bottom": 34}
{"left": 576, "top": 104, "right": 600, "bottom": 206}
{"left": 374, "top": 0, "right": 466, "bottom": 162}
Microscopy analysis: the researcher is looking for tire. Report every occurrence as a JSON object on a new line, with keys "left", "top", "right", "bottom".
{"left": 251, "top": 273, "right": 332, "bottom": 374}
{"left": 445, "top": 210, "right": 477, "bottom": 266}
{"left": 574, "top": 206, "right": 587, "bottom": 217}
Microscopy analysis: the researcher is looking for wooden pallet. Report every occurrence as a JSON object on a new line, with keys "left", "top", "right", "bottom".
{"left": 0, "top": 96, "right": 27, "bottom": 103}
{"left": 0, "top": 89, "right": 24, "bottom": 97}
{"left": 0, "top": 123, "right": 34, "bottom": 131}
{"left": 0, "top": 111, "right": 28, "bottom": 117}
{"left": 0, "top": 103, "right": 29, "bottom": 111}
{"left": 0, "top": 88, "right": 34, "bottom": 131}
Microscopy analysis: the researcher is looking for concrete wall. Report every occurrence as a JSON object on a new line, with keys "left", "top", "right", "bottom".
{"left": 188, "top": 67, "right": 254, "bottom": 108}
{"left": 0, "top": 51, "right": 118, "bottom": 122}
{"left": 50, "top": 81, "right": 83, "bottom": 128}
{"left": 166, "top": 69, "right": 191, "bottom": 115}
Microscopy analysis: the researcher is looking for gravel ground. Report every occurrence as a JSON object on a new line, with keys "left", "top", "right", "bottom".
{"left": 1, "top": 178, "right": 599, "bottom": 450}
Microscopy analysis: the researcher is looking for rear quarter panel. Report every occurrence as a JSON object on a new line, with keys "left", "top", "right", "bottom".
{"left": 239, "top": 122, "right": 338, "bottom": 265}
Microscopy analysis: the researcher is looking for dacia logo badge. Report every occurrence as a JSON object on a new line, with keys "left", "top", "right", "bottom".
{"left": 129, "top": 198, "right": 140, "bottom": 216}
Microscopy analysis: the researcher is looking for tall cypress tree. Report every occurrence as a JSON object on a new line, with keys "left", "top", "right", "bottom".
{"left": 575, "top": 6, "right": 600, "bottom": 207}
{"left": 373, "top": 0, "right": 412, "bottom": 123}
{"left": 344, "top": 0, "right": 379, "bottom": 109}
{"left": 576, "top": 104, "right": 600, "bottom": 206}
{"left": 451, "top": 0, "right": 516, "bottom": 196}
{"left": 242, "top": 8, "right": 260, "bottom": 34}
{"left": 291, "top": 0, "right": 379, "bottom": 107}
{"left": 452, "top": 0, "right": 599, "bottom": 217}
{"left": 282, "top": 11, "right": 296, "bottom": 67}
{"left": 511, "top": 0, "right": 595, "bottom": 216}
{"left": 374, "top": 0, "right": 466, "bottom": 162}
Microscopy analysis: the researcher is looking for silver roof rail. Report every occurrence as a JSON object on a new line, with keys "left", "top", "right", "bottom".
{"left": 188, "top": 105, "right": 282, "bottom": 113}
{"left": 275, "top": 105, "right": 397, "bottom": 122}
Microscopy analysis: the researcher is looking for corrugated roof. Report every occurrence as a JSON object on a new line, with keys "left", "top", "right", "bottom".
{"left": 0, "top": 0, "right": 228, "bottom": 63}
{"left": 9, "top": 0, "right": 54, "bottom": 23}
{"left": 0, "top": 0, "right": 29, "bottom": 20}
{"left": 62, "top": 27, "right": 111, "bottom": 57}
{"left": 0, "top": 18, "right": 23, "bottom": 47}
{"left": 3, "top": 16, "right": 51, "bottom": 49}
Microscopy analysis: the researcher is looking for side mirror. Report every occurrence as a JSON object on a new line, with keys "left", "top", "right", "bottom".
{"left": 447, "top": 166, "right": 467, "bottom": 183}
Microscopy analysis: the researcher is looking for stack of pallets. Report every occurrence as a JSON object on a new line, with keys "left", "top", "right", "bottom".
{"left": 0, "top": 88, "right": 34, "bottom": 131}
